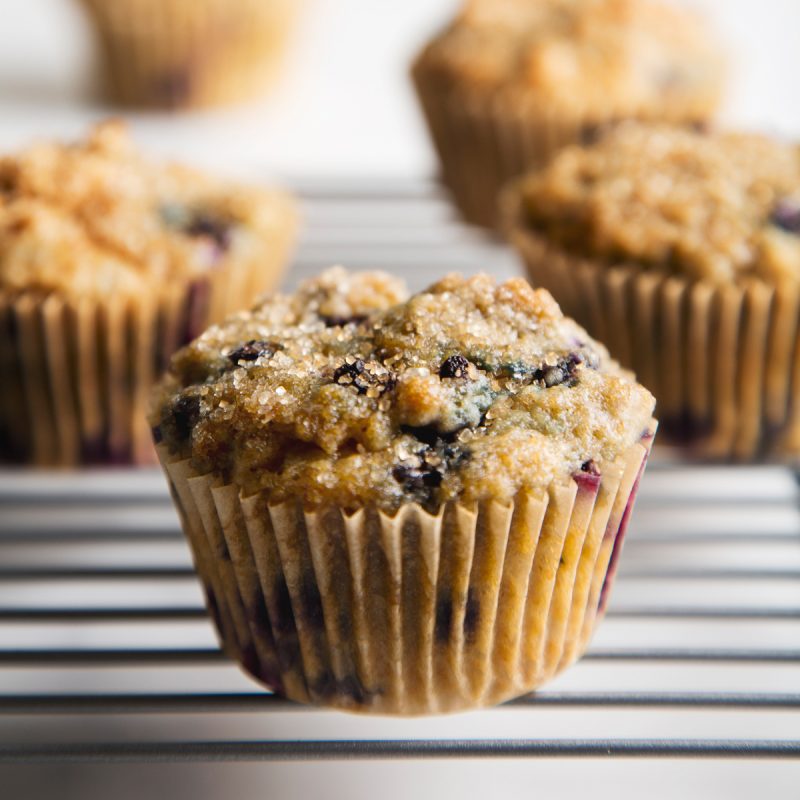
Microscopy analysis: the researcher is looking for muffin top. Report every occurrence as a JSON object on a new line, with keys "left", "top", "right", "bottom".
{"left": 414, "top": 0, "right": 723, "bottom": 120}
{"left": 514, "top": 123, "right": 800, "bottom": 287}
{"left": 152, "top": 267, "right": 655, "bottom": 512}
{"left": 0, "top": 121, "right": 294, "bottom": 298}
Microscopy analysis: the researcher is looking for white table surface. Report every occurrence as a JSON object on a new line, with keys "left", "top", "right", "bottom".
{"left": 0, "top": 0, "right": 798, "bottom": 181}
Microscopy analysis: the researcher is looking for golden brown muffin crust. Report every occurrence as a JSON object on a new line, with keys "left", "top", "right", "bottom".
{"left": 516, "top": 123, "right": 800, "bottom": 286}
{"left": 152, "top": 267, "right": 655, "bottom": 511}
{"left": 0, "top": 121, "right": 295, "bottom": 297}
{"left": 414, "top": 0, "right": 723, "bottom": 121}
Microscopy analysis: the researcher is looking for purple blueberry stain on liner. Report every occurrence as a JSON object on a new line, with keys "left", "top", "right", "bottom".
{"left": 240, "top": 642, "right": 260, "bottom": 678}
{"left": 573, "top": 459, "right": 601, "bottom": 492}
{"left": 463, "top": 588, "right": 481, "bottom": 643}
{"left": 771, "top": 199, "right": 800, "bottom": 234}
{"left": 153, "top": 70, "right": 193, "bottom": 109}
{"left": 300, "top": 573, "right": 326, "bottom": 631}
{"left": 434, "top": 596, "right": 453, "bottom": 644}
{"left": 598, "top": 456, "right": 648, "bottom": 614}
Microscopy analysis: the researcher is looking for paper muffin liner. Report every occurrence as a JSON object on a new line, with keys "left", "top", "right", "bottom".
{"left": 79, "top": 0, "right": 297, "bottom": 109}
{"left": 412, "top": 66, "right": 717, "bottom": 230}
{"left": 155, "top": 424, "right": 655, "bottom": 715}
{"left": 505, "top": 197, "right": 799, "bottom": 462}
{"left": 0, "top": 220, "right": 294, "bottom": 466}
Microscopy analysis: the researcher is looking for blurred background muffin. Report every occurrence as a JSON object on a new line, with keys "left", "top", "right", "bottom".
{"left": 77, "top": 0, "right": 299, "bottom": 109}
{"left": 412, "top": 0, "right": 725, "bottom": 229}
{"left": 0, "top": 120, "right": 297, "bottom": 466}
{"left": 505, "top": 122, "right": 800, "bottom": 462}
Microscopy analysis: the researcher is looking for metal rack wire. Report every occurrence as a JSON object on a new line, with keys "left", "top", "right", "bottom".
{"left": 0, "top": 183, "right": 799, "bottom": 774}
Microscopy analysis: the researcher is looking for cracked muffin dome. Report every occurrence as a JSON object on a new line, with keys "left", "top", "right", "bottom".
{"left": 514, "top": 123, "right": 800, "bottom": 287}
{"left": 152, "top": 267, "right": 655, "bottom": 511}
{"left": 0, "top": 120, "right": 295, "bottom": 298}
{"left": 414, "top": 0, "right": 723, "bottom": 121}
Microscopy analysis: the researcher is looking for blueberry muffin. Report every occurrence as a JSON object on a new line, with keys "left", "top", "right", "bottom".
{"left": 412, "top": 0, "right": 724, "bottom": 228}
{"left": 504, "top": 122, "right": 800, "bottom": 461}
{"left": 79, "top": 0, "right": 298, "bottom": 109}
{"left": 152, "top": 267, "right": 656, "bottom": 714}
{"left": 0, "top": 121, "right": 296, "bottom": 465}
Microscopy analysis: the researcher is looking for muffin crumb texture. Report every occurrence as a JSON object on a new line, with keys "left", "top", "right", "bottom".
{"left": 518, "top": 123, "right": 800, "bottom": 286}
{"left": 153, "top": 268, "right": 654, "bottom": 510}
{"left": 0, "top": 120, "right": 293, "bottom": 297}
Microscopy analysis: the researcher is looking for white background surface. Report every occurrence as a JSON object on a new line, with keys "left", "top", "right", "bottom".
{"left": 0, "top": 0, "right": 798, "bottom": 180}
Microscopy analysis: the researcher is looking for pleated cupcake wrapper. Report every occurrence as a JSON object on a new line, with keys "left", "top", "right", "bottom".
{"left": 412, "top": 75, "right": 588, "bottom": 230}
{"left": 412, "top": 67, "right": 717, "bottom": 231}
{"left": 0, "top": 225, "right": 293, "bottom": 466}
{"left": 157, "top": 425, "right": 654, "bottom": 715}
{"left": 80, "top": 0, "right": 297, "bottom": 109}
{"left": 505, "top": 201, "right": 800, "bottom": 461}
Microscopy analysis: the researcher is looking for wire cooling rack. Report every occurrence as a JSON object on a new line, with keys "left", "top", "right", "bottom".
{"left": 0, "top": 182, "right": 798, "bottom": 796}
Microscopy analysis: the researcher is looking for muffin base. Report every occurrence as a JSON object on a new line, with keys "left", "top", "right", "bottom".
{"left": 79, "top": 0, "right": 297, "bottom": 109}
{"left": 156, "top": 424, "right": 655, "bottom": 715}
{"left": 412, "top": 67, "right": 714, "bottom": 230}
{"left": 506, "top": 205, "right": 800, "bottom": 462}
{"left": 0, "top": 217, "right": 294, "bottom": 466}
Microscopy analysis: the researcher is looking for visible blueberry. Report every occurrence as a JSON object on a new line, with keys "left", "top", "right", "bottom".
{"left": 186, "top": 212, "right": 232, "bottom": 252}
{"left": 439, "top": 354, "right": 471, "bottom": 379}
{"left": 443, "top": 444, "right": 471, "bottom": 469}
{"left": 333, "top": 358, "right": 365, "bottom": 385}
{"left": 532, "top": 353, "right": 583, "bottom": 388}
{"left": 573, "top": 461, "right": 601, "bottom": 492}
{"left": 322, "top": 314, "right": 367, "bottom": 328}
{"left": 392, "top": 440, "right": 469, "bottom": 508}
{"left": 228, "top": 340, "right": 281, "bottom": 365}
{"left": 771, "top": 199, "right": 800, "bottom": 234}
{"left": 171, "top": 395, "right": 200, "bottom": 441}
{"left": 150, "top": 425, "right": 163, "bottom": 444}
{"left": 333, "top": 358, "right": 396, "bottom": 396}
{"left": 392, "top": 462, "right": 443, "bottom": 492}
